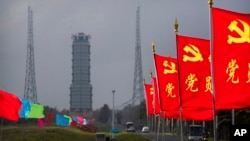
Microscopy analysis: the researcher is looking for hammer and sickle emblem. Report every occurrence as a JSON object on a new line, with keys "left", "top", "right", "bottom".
{"left": 163, "top": 60, "right": 177, "bottom": 74}
{"left": 228, "top": 19, "right": 250, "bottom": 44}
{"left": 183, "top": 44, "right": 203, "bottom": 62}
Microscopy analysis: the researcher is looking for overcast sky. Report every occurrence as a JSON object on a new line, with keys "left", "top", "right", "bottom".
{"left": 0, "top": 0, "right": 249, "bottom": 111}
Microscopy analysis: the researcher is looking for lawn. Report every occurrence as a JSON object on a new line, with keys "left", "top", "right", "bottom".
{"left": 1, "top": 126, "right": 150, "bottom": 141}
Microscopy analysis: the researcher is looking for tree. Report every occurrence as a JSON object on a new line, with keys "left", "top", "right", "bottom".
{"left": 115, "top": 110, "right": 122, "bottom": 124}
{"left": 60, "top": 108, "right": 70, "bottom": 115}
{"left": 92, "top": 109, "right": 100, "bottom": 121}
{"left": 98, "top": 104, "right": 110, "bottom": 123}
{"left": 44, "top": 106, "right": 59, "bottom": 116}
{"left": 139, "top": 100, "right": 146, "bottom": 120}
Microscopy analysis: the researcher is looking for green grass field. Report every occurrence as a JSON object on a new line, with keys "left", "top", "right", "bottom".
{"left": 1, "top": 126, "right": 150, "bottom": 141}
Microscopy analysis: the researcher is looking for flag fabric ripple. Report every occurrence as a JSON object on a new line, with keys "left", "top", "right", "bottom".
{"left": 56, "top": 114, "right": 69, "bottom": 126}
{"left": 27, "top": 103, "right": 45, "bottom": 118}
{"left": 0, "top": 89, "right": 22, "bottom": 121}
{"left": 19, "top": 98, "right": 32, "bottom": 118}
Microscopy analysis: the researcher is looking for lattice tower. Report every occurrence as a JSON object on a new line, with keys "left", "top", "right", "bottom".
{"left": 132, "top": 6, "right": 144, "bottom": 106}
{"left": 24, "top": 6, "right": 37, "bottom": 103}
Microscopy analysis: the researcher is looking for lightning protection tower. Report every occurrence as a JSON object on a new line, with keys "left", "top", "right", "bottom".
{"left": 132, "top": 6, "right": 144, "bottom": 106}
{"left": 24, "top": 6, "right": 37, "bottom": 103}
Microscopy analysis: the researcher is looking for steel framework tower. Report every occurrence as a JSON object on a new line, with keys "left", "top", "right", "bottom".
{"left": 132, "top": 6, "right": 144, "bottom": 106}
{"left": 24, "top": 6, "right": 37, "bottom": 103}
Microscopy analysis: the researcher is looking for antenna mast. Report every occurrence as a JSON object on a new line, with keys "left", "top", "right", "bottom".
{"left": 24, "top": 6, "right": 38, "bottom": 103}
{"left": 132, "top": 6, "right": 144, "bottom": 106}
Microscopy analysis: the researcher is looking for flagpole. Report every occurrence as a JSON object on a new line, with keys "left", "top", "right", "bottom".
{"left": 143, "top": 78, "right": 150, "bottom": 127}
{"left": 171, "top": 118, "right": 173, "bottom": 134}
{"left": 151, "top": 43, "right": 161, "bottom": 140}
{"left": 163, "top": 112, "right": 166, "bottom": 141}
{"left": 157, "top": 113, "right": 161, "bottom": 141}
{"left": 161, "top": 115, "right": 164, "bottom": 141}
{"left": 166, "top": 116, "right": 168, "bottom": 134}
{"left": 208, "top": 0, "right": 218, "bottom": 141}
{"left": 152, "top": 47, "right": 160, "bottom": 141}
{"left": 151, "top": 115, "right": 154, "bottom": 132}
{"left": 174, "top": 18, "right": 184, "bottom": 141}
{"left": 232, "top": 109, "right": 235, "bottom": 125}
{"left": 150, "top": 69, "right": 157, "bottom": 137}
{"left": 0, "top": 118, "right": 3, "bottom": 141}
{"left": 147, "top": 115, "right": 149, "bottom": 127}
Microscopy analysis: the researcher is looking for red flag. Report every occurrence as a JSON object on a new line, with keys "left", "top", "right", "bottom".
{"left": 0, "top": 89, "right": 22, "bottom": 121}
{"left": 70, "top": 120, "right": 77, "bottom": 127}
{"left": 47, "top": 113, "right": 54, "bottom": 126}
{"left": 161, "top": 110, "right": 180, "bottom": 119}
{"left": 154, "top": 52, "right": 213, "bottom": 120}
{"left": 160, "top": 109, "right": 213, "bottom": 120}
{"left": 153, "top": 54, "right": 180, "bottom": 118}
{"left": 152, "top": 77, "right": 161, "bottom": 114}
{"left": 143, "top": 83, "right": 154, "bottom": 115}
{"left": 176, "top": 35, "right": 213, "bottom": 110}
{"left": 212, "top": 7, "right": 250, "bottom": 109}
{"left": 182, "top": 108, "right": 213, "bottom": 121}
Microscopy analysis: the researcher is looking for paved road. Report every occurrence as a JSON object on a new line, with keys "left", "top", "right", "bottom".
{"left": 139, "top": 132, "right": 189, "bottom": 141}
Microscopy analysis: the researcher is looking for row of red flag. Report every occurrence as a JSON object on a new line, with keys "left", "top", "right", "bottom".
{"left": 144, "top": 7, "right": 250, "bottom": 121}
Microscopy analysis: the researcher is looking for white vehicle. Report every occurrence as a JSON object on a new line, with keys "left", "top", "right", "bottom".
{"left": 188, "top": 125, "right": 205, "bottom": 141}
{"left": 126, "top": 122, "right": 135, "bottom": 132}
{"left": 141, "top": 126, "right": 150, "bottom": 133}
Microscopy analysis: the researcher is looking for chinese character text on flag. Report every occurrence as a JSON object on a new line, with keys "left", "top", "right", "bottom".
{"left": 212, "top": 7, "right": 250, "bottom": 109}
{"left": 153, "top": 54, "right": 180, "bottom": 118}
{"left": 144, "top": 83, "right": 154, "bottom": 115}
{"left": 176, "top": 34, "right": 213, "bottom": 110}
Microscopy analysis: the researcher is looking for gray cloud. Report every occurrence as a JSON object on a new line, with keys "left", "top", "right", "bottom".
{"left": 0, "top": 0, "right": 249, "bottom": 110}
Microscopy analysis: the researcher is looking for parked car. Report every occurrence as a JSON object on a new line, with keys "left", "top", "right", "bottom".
{"left": 127, "top": 126, "right": 136, "bottom": 132}
{"left": 141, "top": 126, "right": 150, "bottom": 133}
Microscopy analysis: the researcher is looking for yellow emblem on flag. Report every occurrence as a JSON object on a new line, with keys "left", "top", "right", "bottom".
{"left": 163, "top": 60, "right": 177, "bottom": 74}
{"left": 183, "top": 44, "right": 203, "bottom": 62}
{"left": 228, "top": 19, "right": 250, "bottom": 44}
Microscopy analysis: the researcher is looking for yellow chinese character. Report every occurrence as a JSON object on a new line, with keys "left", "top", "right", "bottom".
{"left": 246, "top": 63, "right": 250, "bottom": 83}
{"left": 228, "top": 19, "right": 250, "bottom": 44}
{"left": 205, "top": 76, "right": 212, "bottom": 94}
{"left": 185, "top": 73, "right": 198, "bottom": 92}
{"left": 208, "top": 55, "right": 211, "bottom": 63}
{"left": 150, "top": 87, "right": 154, "bottom": 95}
{"left": 163, "top": 60, "right": 177, "bottom": 74}
{"left": 226, "top": 59, "right": 239, "bottom": 84}
{"left": 183, "top": 44, "right": 203, "bottom": 62}
{"left": 165, "top": 83, "right": 176, "bottom": 98}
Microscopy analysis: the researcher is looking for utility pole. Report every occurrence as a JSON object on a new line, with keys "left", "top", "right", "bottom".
{"left": 112, "top": 90, "right": 115, "bottom": 139}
